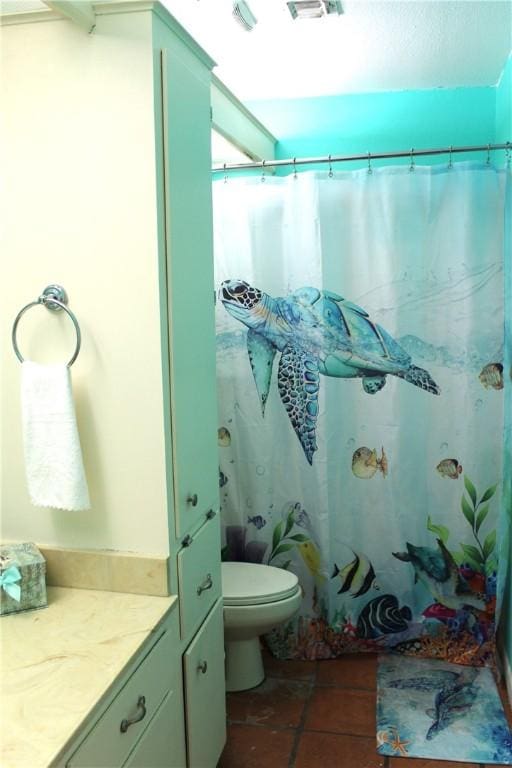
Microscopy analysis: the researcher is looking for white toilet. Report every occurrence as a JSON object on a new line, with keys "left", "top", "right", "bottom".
{"left": 221, "top": 561, "right": 302, "bottom": 692}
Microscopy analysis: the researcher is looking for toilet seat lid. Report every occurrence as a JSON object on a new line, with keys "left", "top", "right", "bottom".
{"left": 222, "top": 562, "right": 299, "bottom": 606}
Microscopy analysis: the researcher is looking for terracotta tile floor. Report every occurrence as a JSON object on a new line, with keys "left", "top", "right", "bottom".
{"left": 218, "top": 651, "right": 512, "bottom": 768}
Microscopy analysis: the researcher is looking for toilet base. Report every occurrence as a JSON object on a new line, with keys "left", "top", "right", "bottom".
{"left": 225, "top": 637, "right": 265, "bottom": 692}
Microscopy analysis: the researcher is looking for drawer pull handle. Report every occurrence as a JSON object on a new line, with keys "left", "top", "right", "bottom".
{"left": 197, "top": 573, "right": 213, "bottom": 596}
{"left": 187, "top": 493, "right": 198, "bottom": 507}
{"left": 120, "top": 695, "right": 147, "bottom": 733}
{"left": 197, "top": 660, "right": 208, "bottom": 674}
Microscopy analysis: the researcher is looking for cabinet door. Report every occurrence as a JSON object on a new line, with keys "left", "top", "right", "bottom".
{"left": 123, "top": 689, "right": 186, "bottom": 768}
{"left": 67, "top": 627, "right": 178, "bottom": 768}
{"left": 161, "top": 47, "right": 219, "bottom": 539}
{"left": 177, "top": 514, "right": 221, "bottom": 640}
{"left": 183, "top": 600, "right": 226, "bottom": 768}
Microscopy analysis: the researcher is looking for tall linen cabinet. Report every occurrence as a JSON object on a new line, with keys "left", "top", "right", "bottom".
{"left": 1, "top": 2, "right": 225, "bottom": 766}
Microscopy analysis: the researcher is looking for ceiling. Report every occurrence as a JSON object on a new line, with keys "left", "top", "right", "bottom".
{"left": 2, "top": 1, "right": 511, "bottom": 102}
{"left": 162, "top": 0, "right": 511, "bottom": 101}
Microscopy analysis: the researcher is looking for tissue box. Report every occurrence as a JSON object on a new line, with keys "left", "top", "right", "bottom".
{"left": 0, "top": 543, "right": 47, "bottom": 616}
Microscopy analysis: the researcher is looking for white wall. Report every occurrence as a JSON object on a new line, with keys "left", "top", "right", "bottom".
{"left": 1, "top": 11, "right": 169, "bottom": 554}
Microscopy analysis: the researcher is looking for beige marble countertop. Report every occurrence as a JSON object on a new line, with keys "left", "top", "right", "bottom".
{"left": 1, "top": 586, "right": 177, "bottom": 768}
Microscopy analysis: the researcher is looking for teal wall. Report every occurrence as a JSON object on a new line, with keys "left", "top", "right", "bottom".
{"left": 496, "top": 54, "right": 512, "bottom": 143}
{"left": 247, "top": 86, "right": 498, "bottom": 170}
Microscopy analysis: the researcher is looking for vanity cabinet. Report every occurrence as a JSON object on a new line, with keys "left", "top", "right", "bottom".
{"left": 176, "top": 514, "right": 226, "bottom": 767}
{"left": 161, "top": 43, "right": 220, "bottom": 542}
{"left": 177, "top": 512, "right": 221, "bottom": 640}
{"left": 2, "top": 2, "right": 226, "bottom": 765}
{"left": 65, "top": 608, "right": 186, "bottom": 768}
{"left": 183, "top": 600, "right": 226, "bottom": 768}
{"left": 159, "top": 15, "right": 227, "bottom": 768}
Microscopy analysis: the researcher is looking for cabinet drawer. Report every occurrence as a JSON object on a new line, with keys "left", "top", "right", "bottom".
{"left": 178, "top": 515, "right": 221, "bottom": 639}
{"left": 183, "top": 600, "right": 226, "bottom": 768}
{"left": 68, "top": 615, "right": 179, "bottom": 768}
{"left": 123, "top": 688, "right": 186, "bottom": 768}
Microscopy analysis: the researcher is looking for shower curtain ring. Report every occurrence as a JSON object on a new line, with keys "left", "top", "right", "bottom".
{"left": 409, "top": 148, "right": 415, "bottom": 172}
{"left": 261, "top": 159, "right": 266, "bottom": 182}
{"left": 223, "top": 163, "right": 228, "bottom": 184}
{"left": 448, "top": 146, "right": 453, "bottom": 169}
{"left": 328, "top": 154, "right": 333, "bottom": 178}
{"left": 506, "top": 142, "right": 511, "bottom": 168}
{"left": 367, "top": 151, "right": 372, "bottom": 175}
{"left": 486, "top": 144, "right": 491, "bottom": 166}
{"left": 293, "top": 157, "right": 297, "bottom": 179}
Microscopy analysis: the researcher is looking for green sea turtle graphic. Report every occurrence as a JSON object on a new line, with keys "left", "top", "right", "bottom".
{"left": 220, "top": 279, "right": 440, "bottom": 464}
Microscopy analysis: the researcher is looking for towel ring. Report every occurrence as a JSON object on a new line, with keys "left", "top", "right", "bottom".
{"left": 12, "top": 284, "right": 81, "bottom": 367}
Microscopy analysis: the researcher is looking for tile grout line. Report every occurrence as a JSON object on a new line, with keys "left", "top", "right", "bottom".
{"left": 287, "top": 663, "right": 319, "bottom": 768}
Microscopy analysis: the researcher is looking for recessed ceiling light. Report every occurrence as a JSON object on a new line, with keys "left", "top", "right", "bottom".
{"left": 287, "top": 1, "right": 343, "bottom": 20}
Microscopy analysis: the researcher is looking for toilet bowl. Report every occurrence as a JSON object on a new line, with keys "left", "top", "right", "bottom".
{"left": 222, "top": 561, "right": 302, "bottom": 692}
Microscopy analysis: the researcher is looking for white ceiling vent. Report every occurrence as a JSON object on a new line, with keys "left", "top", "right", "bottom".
{"left": 232, "top": 1, "right": 257, "bottom": 31}
{"left": 287, "top": 1, "right": 343, "bottom": 20}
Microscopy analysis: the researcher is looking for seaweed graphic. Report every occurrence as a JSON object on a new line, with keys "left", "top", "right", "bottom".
{"left": 268, "top": 504, "right": 311, "bottom": 568}
{"left": 427, "top": 475, "right": 498, "bottom": 576}
{"left": 458, "top": 475, "right": 498, "bottom": 575}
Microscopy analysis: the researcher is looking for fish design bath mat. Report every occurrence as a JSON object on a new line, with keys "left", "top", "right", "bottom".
{"left": 376, "top": 655, "right": 512, "bottom": 764}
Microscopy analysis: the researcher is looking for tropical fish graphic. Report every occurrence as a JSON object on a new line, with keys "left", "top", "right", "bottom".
{"left": 356, "top": 594, "right": 412, "bottom": 638}
{"left": 479, "top": 362, "right": 503, "bottom": 390}
{"left": 220, "top": 279, "right": 440, "bottom": 465}
{"left": 425, "top": 668, "right": 478, "bottom": 740}
{"left": 248, "top": 515, "right": 266, "bottom": 530}
{"left": 351, "top": 446, "right": 388, "bottom": 479}
{"left": 298, "top": 540, "right": 326, "bottom": 585}
{"left": 332, "top": 550, "right": 378, "bottom": 597}
{"left": 218, "top": 427, "right": 231, "bottom": 447}
{"left": 392, "top": 539, "right": 484, "bottom": 611}
{"left": 436, "top": 458, "right": 462, "bottom": 479}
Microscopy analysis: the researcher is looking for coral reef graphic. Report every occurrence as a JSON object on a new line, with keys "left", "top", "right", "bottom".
{"left": 264, "top": 476, "right": 500, "bottom": 665}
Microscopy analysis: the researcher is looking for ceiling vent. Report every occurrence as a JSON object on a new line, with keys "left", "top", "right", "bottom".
{"left": 287, "top": 1, "right": 343, "bottom": 19}
{"left": 232, "top": 1, "right": 258, "bottom": 31}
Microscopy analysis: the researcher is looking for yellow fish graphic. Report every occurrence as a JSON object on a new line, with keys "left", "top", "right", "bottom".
{"left": 352, "top": 446, "right": 388, "bottom": 479}
{"left": 298, "top": 540, "right": 326, "bottom": 585}
{"left": 218, "top": 427, "right": 231, "bottom": 447}
{"left": 479, "top": 362, "right": 503, "bottom": 390}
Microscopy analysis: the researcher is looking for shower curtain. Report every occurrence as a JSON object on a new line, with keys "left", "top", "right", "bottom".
{"left": 214, "top": 162, "right": 510, "bottom": 665}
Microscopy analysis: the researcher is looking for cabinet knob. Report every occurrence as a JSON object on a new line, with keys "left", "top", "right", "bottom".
{"left": 186, "top": 493, "right": 198, "bottom": 507}
{"left": 197, "top": 660, "right": 208, "bottom": 674}
{"left": 182, "top": 534, "right": 193, "bottom": 548}
{"left": 120, "top": 695, "right": 147, "bottom": 733}
{"left": 206, "top": 509, "right": 216, "bottom": 520}
{"left": 197, "top": 573, "right": 213, "bottom": 596}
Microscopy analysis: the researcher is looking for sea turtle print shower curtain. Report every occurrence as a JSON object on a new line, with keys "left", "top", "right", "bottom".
{"left": 214, "top": 162, "right": 511, "bottom": 665}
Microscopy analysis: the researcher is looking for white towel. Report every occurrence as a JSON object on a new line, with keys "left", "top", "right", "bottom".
{"left": 21, "top": 361, "right": 90, "bottom": 511}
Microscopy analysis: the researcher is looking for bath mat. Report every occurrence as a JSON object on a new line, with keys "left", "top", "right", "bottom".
{"left": 376, "top": 655, "right": 512, "bottom": 764}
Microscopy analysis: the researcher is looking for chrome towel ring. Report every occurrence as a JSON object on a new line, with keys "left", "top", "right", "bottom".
{"left": 12, "top": 284, "right": 81, "bottom": 367}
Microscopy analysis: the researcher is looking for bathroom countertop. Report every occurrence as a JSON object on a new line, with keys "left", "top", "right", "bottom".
{"left": 1, "top": 586, "right": 177, "bottom": 768}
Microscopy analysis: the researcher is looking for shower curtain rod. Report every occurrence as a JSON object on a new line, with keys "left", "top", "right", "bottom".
{"left": 212, "top": 141, "right": 511, "bottom": 172}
